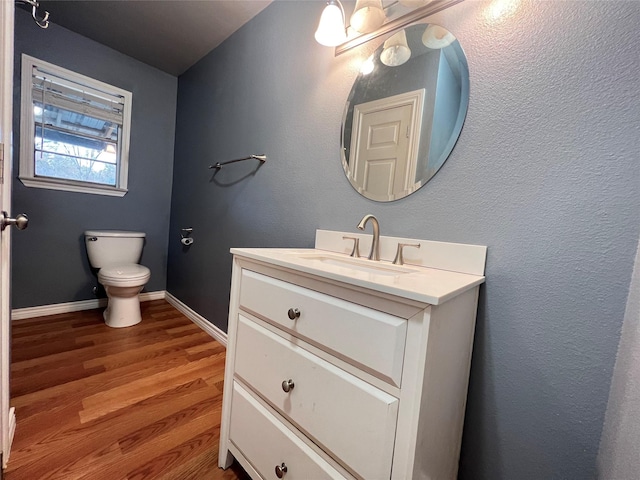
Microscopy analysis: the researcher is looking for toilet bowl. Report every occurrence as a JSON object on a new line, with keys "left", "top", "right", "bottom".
{"left": 98, "top": 264, "right": 151, "bottom": 328}
{"left": 85, "top": 230, "right": 150, "bottom": 328}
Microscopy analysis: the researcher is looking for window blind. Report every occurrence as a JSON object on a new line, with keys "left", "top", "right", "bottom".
{"left": 31, "top": 65, "right": 125, "bottom": 125}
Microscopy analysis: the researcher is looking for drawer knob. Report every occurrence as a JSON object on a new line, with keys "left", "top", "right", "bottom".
{"left": 287, "top": 308, "right": 300, "bottom": 320}
{"left": 281, "top": 379, "right": 295, "bottom": 393}
{"left": 275, "top": 462, "right": 288, "bottom": 478}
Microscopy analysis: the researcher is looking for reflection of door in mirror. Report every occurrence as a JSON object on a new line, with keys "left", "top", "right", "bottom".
{"left": 349, "top": 89, "right": 424, "bottom": 201}
{"left": 341, "top": 23, "right": 469, "bottom": 202}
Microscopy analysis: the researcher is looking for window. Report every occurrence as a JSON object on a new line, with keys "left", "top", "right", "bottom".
{"left": 20, "top": 55, "right": 132, "bottom": 196}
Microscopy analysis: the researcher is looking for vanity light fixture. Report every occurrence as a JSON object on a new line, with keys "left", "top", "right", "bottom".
{"left": 422, "top": 23, "right": 455, "bottom": 49}
{"left": 318, "top": 0, "right": 464, "bottom": 54}
{"left": 314, "top": 0, "right": 347, "bottom": 47}
{"left": 380, "top": 29, "right": 412, "bottom": 66}
{"left": 350, "top": 0, "right": 386, "bottom": 34}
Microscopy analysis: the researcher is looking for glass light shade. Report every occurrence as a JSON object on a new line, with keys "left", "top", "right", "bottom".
{"left": 315, "top": 2, "right": 347, "bottom": 46}
{"left": 422, "top": 24, "right": 455, "bottom": 49}
{"left": 350, "top": 0, "right": 385, "bottom": 34}
{"left": 399, "top": 0, "right": 432, "bottom": 6}
{"left": 380, "top": 29, "right": 411, "bottom": 66}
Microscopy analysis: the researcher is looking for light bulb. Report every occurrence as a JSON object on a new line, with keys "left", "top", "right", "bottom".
{"left": 361, "top": 57, "right": 375, "bottom": 75}
{"left": 315, "top": 1, "right": 347, "bottom": 47}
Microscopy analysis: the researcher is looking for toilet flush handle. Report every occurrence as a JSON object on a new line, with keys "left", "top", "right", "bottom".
{"left": 87, "top": 237, "right": 98, "bottom": 241}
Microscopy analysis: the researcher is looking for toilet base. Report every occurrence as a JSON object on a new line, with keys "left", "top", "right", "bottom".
{"left": 103, "top": 285, "right": 144, "bottom": 328}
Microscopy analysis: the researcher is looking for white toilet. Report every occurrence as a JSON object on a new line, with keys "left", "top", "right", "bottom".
{"left": 84, "top": 230, "right": 151, "bottom": 328}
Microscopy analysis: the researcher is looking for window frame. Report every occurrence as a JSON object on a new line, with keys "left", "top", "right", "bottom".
{"left": 19, "top": 54, "right": 132, "bottom": 197}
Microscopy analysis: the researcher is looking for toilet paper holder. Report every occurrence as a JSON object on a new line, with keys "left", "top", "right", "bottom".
{"left": 180, "top": 228, "right": 194, "bottom": 246}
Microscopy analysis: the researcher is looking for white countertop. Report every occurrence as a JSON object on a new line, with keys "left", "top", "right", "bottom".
{"left": 230, "top": 248, "right": 485, "bottom": 305}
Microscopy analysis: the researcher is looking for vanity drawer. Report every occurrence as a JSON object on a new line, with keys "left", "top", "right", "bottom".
{"left": 235, "top": 315, "right": 398, "bottom": 479}
{"left": 230, "top": 382, "right": 346, "bottom": 480}
{"left": 239, "top": 269, "right": 407, "bottom": 387}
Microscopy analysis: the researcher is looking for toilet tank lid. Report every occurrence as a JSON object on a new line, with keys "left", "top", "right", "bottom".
{"left": 84, "top": 230, "right": 146, "bottom": 238}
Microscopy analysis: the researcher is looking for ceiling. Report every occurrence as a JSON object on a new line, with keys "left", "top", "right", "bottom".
{"left": 34, "top": 1, "right": 273, "bottom": 76}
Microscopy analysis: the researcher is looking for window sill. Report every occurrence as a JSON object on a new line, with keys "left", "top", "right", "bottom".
{"left": 19, "top": 176, "right": 128, "bottom": 197}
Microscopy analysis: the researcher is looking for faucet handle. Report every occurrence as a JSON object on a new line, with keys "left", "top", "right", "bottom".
{"left": 342, "top": 236, "right": 360, "bottom": 258}
{"left": 393, "top": 243, "right": 420, "bottom": 265}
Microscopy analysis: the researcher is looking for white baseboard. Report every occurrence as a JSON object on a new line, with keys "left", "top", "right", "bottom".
{"left": 140, "top": 291, "right": 166, "bottom": 302}
{"left": 165, "top": 292, "right": 228, "bottom": 347}
{"left": 11, "top": 290, "right": 166, "bottom": 321}
{"left": 10, "top": 290, "right": 227, "bottom": 348}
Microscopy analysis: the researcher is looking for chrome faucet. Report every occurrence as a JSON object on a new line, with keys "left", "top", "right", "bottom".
{"left": 357, "top": 214, "right": 380, "bottom": 261}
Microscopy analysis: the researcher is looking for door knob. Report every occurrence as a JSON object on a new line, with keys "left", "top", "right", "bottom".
{"left": 0, "top": 211, "right": 28, "bottom": 231}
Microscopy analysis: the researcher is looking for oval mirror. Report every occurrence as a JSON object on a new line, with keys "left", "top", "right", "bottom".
{"left": 341, "top": 23, "right": 469, "bottom": 202}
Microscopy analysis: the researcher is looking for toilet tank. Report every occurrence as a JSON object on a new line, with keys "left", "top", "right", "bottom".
{"left": 84, "top": 230, "right": 146, "bottom": 268}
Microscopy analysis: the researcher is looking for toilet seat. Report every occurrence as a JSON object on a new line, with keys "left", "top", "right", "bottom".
{"left": 99, "top": 264, "right": 151, "bottom": 287}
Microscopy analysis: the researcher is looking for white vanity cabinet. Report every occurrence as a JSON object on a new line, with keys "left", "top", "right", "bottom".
{"left": 219, "top": 231, "right": 486, "bottom": 480}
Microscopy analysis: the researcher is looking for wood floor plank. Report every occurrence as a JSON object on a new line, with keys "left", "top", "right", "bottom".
{"left": 79, "top": 354, "right": 223, "bottom": 423}
{"left": 82, "top": 331, "right": 213, "bottom": 371}
{"left": 165, "top": 324, "right": 201, "bottom": 335}
{"left": 186, "top": 340, "right": 224, "bottom": 355}
{"left": 74, "top": 318, "right": 193, "bottom": 345}
{"left": 11, "top": 310, "right": 98, "bottom": 329}
{"left": 11, "top": 336, "right": 95, "bottom": 363}
{"left": 5, "top": 301, "right": 245, "bottom": 480}
{"left": 11, "top": 324, "right": 182, "bottom": 373}
{"left": 74, "top": 411, "right": 217, "bottom": 480}
{"left": 11, "top": 362, "right": 106, "bottom": 397}
{"left": 8, "top": 381, "right": 217, "bottom": 473}
{"left": 157, "top": 448, "right": 219, "bottom": 480}
{"left": 9, "top": 400, "right": 84, "bottom": 453}
{"left": 126, "top": 428, "right": 217, "bottom": 480}
{"left": 11, "top": 352, "right": 191, "bottom": 417}
{"left": 187, "top": 347, "right": 225, "bottom": 362}
{"left": 118, "top": 396, "right": 219, "bottom": 454}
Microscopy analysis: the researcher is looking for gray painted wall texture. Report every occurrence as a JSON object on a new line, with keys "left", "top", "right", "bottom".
{"left": 12, "top": 9, "right": 177, "bottom": 308}
{"left": 168, "top": 1, "right": 640, "bottom": 478}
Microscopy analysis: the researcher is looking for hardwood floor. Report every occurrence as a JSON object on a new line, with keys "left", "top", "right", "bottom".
{"left": 5, "top": 299, "right": 248, "bottom": 480}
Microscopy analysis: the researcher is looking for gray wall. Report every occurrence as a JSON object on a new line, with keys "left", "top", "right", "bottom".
{"left": 12, "top": 9, "right": 177, "bottom": 308}
{"left": 168, "top": 1, "right": 640, "bottom": 478}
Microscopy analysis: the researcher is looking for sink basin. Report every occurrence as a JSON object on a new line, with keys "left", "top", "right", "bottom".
{"left": 292, "top": 253, "right": 416, "bottom": 276}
